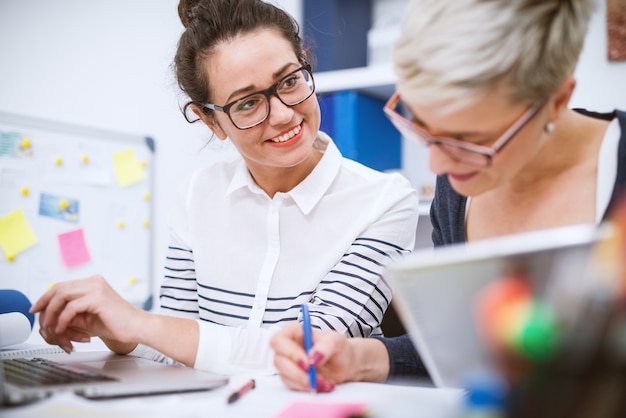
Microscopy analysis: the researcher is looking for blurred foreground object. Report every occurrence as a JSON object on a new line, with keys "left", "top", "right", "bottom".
{"left": 472, "top": 196, "right": 626, "bottom": 418}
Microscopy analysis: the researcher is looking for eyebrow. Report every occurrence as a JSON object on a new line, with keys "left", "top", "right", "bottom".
{"left": 225, "top": 62, "right": 300, "bottom": 104}
{"left": 410, "top": 112, "right": 487, "bottom": 141}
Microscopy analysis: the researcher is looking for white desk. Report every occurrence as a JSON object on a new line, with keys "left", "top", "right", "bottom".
{"left": 3, "top": 374, "right": 463, "bottom": 418}
{"left": 3, "top": 334, "right": 464, "bottom": 417}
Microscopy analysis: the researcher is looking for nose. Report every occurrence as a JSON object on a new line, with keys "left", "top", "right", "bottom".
{"left": 267, "top": 94, "right": 294, "bottom": 126}
{"left": 428, "top": 144, "right": 455, "bottom": 176}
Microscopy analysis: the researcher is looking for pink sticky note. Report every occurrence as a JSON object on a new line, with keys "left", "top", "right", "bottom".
{"left": 274, "top": 401, "right": 367, "bottom": 418}
{"left": 58, "top": 228, "right": 91, "bottom": 269}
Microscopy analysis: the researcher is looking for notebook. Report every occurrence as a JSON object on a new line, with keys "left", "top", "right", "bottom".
{"left": 1, "top": 350, "right": 228, "bottom": 406}
{"left": 386, "top": 224, "right": 602, "bottom": 389}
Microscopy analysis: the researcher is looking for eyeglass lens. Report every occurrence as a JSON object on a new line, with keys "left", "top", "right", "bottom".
{"left": 386, "top": 99, "right": 492, "bottom": 167}
{"left": 230, "top": 68, "right": 314, "bottom": 129}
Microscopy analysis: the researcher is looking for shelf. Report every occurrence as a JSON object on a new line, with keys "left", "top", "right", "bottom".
{"left": 314, "top": 63, "right": 397, "bottom": 100}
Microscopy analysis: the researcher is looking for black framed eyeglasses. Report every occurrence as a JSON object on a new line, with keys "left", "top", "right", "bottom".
{"left": 203, "top": 64, "right": 315, "bottom": 130}
{"left": 383, "top": 92, "right": 544, "bottom": 167}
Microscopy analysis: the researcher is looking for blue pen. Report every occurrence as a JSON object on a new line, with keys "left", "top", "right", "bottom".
{"left": 300, "top": 304, "right": 317, "bottom": 393}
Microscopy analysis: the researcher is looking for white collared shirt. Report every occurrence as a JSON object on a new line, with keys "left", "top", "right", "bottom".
{"left": 150, "top": 132, "right": 419, "bottom": 374}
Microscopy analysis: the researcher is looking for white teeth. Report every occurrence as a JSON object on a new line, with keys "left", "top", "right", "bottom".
{"left": 269, "top": 125, "right": 301, "bottom": 143}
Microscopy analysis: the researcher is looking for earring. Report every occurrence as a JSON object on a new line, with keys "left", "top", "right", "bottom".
{"left": 544, "top": 122, "right": 554, "bottom": 134}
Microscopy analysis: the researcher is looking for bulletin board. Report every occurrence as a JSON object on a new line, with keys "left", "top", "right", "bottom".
{"left": 0, "top": 111, "right": 154, "bottom": 309}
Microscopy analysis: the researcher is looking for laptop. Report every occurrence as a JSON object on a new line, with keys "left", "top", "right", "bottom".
{"left": 1, "top": 350, "right": 229, "bottom": 406}
{"left": 386, "top": 224, "right": 604, "bottom": 389}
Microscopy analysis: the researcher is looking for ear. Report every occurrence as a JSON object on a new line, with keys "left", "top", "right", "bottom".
{"left": 547, "top": 76, "right": 576, "bottom": 122}
{"left": 191, "top": 104, "right": 228, "bottom": 140}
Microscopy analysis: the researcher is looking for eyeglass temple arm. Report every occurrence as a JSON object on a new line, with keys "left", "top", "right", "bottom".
{"left": 492, "top": 102, "right": 545, "bottom": 152}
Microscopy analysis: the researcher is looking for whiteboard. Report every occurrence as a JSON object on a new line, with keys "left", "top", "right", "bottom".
{"left": 0, "top": 111, "right": 154, "bottom": 309}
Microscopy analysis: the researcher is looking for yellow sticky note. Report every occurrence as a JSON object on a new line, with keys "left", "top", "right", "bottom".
{"left": 54, "top": 157, "right": 63, "bottom": 166}
{"left": 112, "top": 149, "right": 145, "bottom": 187}
{"left": 0, "top": 209, "right": 38, "bottom": 257}
{"left": 129, "top": 276, "right": 138, "bottom": 285}
{"left": 20, "top": 138, "right": 31, "bottom": 149}
{"left": 20, "top": 187, "right": 29, "bottom": 197}
{"left": 81, "top": 154, "right": 89, "bottom": 164}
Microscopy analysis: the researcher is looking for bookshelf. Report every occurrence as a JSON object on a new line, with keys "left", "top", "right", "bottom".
{"left": 314, "top": 63, "right": 397, "bottom": 100}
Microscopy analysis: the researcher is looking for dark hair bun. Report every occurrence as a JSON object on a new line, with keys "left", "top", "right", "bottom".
{"left": 178, "top": 0, "right": 202, "bottom": 28}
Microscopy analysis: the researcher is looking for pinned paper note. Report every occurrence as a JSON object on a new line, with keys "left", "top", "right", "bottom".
{"left": 39, "top": 193, "right": 79, "bottom": 223}
{"left": 112, "top": 149, "right": 145, "bottom": 187}
{"left": 0, "top": 132, "right": 33, "bottom": 158}
{"left": 0, "top": 209, "right": 38, "bottom": 258}
{"left": 58, "top": 228, "right": 91, "bottom": 269}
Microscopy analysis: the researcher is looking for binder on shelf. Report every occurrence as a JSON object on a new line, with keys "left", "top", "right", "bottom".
{"left": 318, "top": 91, "right": 401, "bottom": 172}
{"left": 303, "top": 0, "right": 372, "bottom": 72}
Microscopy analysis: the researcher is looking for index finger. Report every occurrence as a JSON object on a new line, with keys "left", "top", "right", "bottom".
{"left": 270, "top": 322, "right": 307, "bottom": 359}
{"left": 30, "top": 285, "right": 57, "bottom": 314}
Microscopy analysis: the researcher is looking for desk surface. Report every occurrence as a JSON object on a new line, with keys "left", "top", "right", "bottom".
{"left": 3, "top": 374, "right": 463, "bottom": 418}
{"left": 3, "top": 334, "right": 464, "bottom": 417}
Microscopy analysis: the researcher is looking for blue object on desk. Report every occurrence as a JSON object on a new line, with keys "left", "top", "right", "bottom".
{"left": 0, "top": 289, "right": 34, "bottom": 328}
{"left": 300, "top": 304, "right": 317, "bottom": 393}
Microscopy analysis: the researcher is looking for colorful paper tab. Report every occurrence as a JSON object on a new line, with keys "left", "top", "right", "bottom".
{"left": 274, "top": 401, "right": 368, "bottom": 418}
{"left": 112, "top": 149, "right": 145, "bottom": 187}
{"left": 0, "top": 209, "right": 38, "bottom": 257}
{"left": 58, "top": 228, "right": 91, "bottom": 269}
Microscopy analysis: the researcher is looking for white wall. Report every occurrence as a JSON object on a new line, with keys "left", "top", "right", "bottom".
{"left": 0, "top": 0, "right": 231, "bottom": 301}
{"left": 0, "top": 0, "right": 624, "bottom": 299}
{"left": 0, "top": 0, "right": 300, "bottom": 302}
{"left": 571, "top": 0, "right": 626, "bottom": 111}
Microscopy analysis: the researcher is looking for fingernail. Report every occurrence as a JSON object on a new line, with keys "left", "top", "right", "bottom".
{"left": 309, "top": 351, "right": 324, "bottom": 367}
{"left": 79, "top": 337, "right": 91, "bottom": 343}
{"left": 40, "top": 328, "right": 48, "bottom": 339}
{"left": 61, "top": 344, "right": 73, "bottom": 354}
{"left": 297, "top": 359, "right": 308, "bottom": 371}
{"left": 316, "top": 378, "right": 335, "bottom": 393}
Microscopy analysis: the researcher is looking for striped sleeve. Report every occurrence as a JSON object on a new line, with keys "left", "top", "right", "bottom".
{"left": 308, "top": 186, "right": 419, "bottom": 337}
{"left": 159, "top": 234, "right": 199, "bottom": 319}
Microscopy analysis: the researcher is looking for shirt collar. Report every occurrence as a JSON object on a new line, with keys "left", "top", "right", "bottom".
{"left": 225, "top": 157, "right": 258, "bottom": 196}
{"left": 224, "top": 132, "right": 343, "bottom": 215}
{"left": 289, "top": 131, "right": 342, "bottom": 215}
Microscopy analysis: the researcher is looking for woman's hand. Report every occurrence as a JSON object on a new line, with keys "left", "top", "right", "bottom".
{"left": 30, "top": 275, "right": 143, "bottom": 354}
{"left": 270, "top": 323, "right": 391, "bottom": 392}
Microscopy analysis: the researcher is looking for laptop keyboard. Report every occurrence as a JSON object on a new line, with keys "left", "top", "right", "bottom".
{"left": 2, "top": 358, "right": 118, "bottom": 387}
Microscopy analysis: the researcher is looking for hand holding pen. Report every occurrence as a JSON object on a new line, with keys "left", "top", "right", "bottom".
{"left": 300, "top": 304, "right": 317, "bottom": 393}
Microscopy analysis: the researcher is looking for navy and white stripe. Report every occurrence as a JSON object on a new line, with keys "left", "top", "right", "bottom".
{"left": 160, "top": 235, "right": 410, "bottom": 338}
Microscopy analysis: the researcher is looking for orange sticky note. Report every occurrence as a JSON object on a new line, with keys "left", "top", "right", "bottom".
{"left": 58, "top": 228, "right": 91, "bottom": 269}
{"left": 112, "top": 149, "right": 145, "bottom": 187}
{"left": 0, "top": 209, "right": 37, "bottom": 257}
